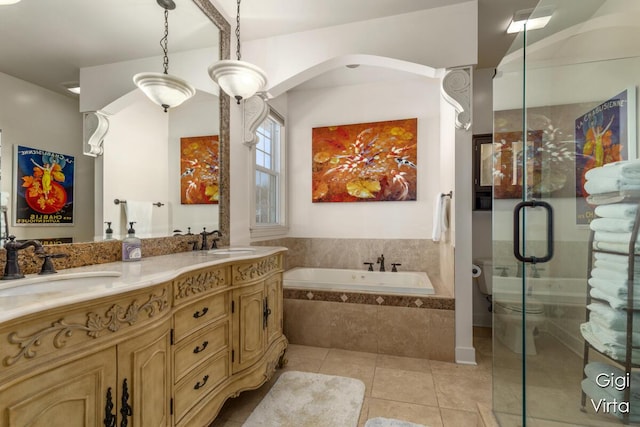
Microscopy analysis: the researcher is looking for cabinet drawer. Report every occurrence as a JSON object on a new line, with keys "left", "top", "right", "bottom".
{"left": 174, "top": 351, "right": 228, "bottom": 422}
{"left": 173, "top": 292, "right": 229, "bottom": 342}
{"left": 174, "top": 320, "right": 229, "bottom": 382}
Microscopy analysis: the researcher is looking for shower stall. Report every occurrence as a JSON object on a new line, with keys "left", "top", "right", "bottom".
{"left": 492, "top": 0, "right": 640, "bottom": 425}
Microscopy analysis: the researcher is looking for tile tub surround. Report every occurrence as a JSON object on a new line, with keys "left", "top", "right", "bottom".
{"left": 0, "top": 235, "right": 200, "bottom": 275}
{"left": 283, "top": 298, "right": 455, "bottom": 362}
{"left": 253, "top": 237, "right": 450, "bottom": 296}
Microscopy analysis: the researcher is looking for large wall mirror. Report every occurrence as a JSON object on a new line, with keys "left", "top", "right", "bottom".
{"left": 0, "top": 0, "right": 230, "bottom": 246}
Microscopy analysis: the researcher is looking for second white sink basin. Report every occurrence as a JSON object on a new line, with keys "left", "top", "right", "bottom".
{"left": 208, "top": 247, "right": 257, "bottom": 255}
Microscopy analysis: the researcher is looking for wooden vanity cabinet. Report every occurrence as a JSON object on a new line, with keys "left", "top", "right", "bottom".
{"left": 0, "top": 284, "right": 172, "bottom": 427}
{"left": 0, "top": 251, "right": 287, "bottom": 427}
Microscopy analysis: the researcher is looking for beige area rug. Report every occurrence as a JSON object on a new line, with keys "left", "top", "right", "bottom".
{"left": 365, "top": 418, "right": 427, "bottom": 427}
{"left": 242, "top": 371, "right": 365, "bottom": 427}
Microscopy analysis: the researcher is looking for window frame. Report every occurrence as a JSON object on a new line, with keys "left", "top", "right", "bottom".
{"left": 250, "top": 108, "right": 287, "bottom": 239}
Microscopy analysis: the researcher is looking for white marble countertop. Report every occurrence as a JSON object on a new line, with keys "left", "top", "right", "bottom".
{"left": 0, "top": 246, "right": 286, "bottom": 324}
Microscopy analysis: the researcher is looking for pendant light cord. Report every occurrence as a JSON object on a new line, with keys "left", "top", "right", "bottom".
{"left": 236, "top": 0, "right": 242, "bottom": 61}
{"left": 161, "top": 8, "right": 170, "bottom": 74}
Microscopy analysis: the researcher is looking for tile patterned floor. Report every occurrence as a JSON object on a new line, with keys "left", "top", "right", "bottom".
{"left": 209, "top": 334, "right": 493, "bottom": 427}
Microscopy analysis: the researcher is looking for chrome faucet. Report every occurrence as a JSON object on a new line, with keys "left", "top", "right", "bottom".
{"left": 376, "top": 254, "right": 385, "bottom": 272}
{"left": 2, "top": 236, "right": 44, "bottom": 280}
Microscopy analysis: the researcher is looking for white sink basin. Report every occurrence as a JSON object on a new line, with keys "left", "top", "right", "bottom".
{"left": 208, "top": 247, "right": 257, "bottom": 255}
{"left": 0, "top": 271, "right": 122, "bottom": 296}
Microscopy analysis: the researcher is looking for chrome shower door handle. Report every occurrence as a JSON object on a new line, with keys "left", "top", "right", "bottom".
{"left": 513, "top": 200, "right": 554, "bottom": 264}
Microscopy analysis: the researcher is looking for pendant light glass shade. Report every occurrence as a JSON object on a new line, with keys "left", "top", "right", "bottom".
{"left": 208, "top": 0, "right": 267, "bottom": 104}
{"left": 133, "top": 0, "right": 195, "bottom": 112}
{"left": 208, "top": 59, "right": 267, "bottom": 103}
{"left": 133, "top": 72, "right": 195, "bottom": 112}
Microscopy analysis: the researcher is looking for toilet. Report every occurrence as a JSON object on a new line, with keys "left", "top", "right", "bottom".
{"left": 474, "top": 258, "right": 546, "bottom": 355}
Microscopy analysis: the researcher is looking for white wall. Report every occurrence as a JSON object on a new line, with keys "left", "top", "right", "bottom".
{"left": 286, "top": 77, "right": 441, "bottom": 239}
{"left": 0, "top": 72, "right": 94, "bottom": 242}
{"left": 101, "top": 98, "right": 169, "bottom": 239}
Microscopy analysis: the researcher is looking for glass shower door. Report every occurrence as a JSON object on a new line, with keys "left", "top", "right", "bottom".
{"left": 493, "top": 0, "right": 640, "bottom": 425}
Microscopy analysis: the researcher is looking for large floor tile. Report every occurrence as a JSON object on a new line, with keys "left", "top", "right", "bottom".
{"left": 319, "top": 359, "right": 376, "bottom": 395}
{"left": 371, "top": 367, "right": 438, "bottom": 407}
{"left": 375, "top": 353, "right": 432, "bottom": 373}
{"left": 433, "top": 369, "right": 492, "bottom": 412}
{"left": 440, "top": 407, "right": 479, "bottom": 427}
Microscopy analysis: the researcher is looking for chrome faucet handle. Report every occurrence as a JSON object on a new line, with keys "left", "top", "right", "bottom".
{"left": 391, "top": 263, "right": 401, "bottom": 272}
{"left": 363, "top": 262, "right": 374, "bottom": 271}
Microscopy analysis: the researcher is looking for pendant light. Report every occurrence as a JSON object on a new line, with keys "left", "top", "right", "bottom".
{"left": 133, "top": 0, "right": 195, "bottom": 112}
{"left": 208, "top": 0, "right": 267, "bottom": 104}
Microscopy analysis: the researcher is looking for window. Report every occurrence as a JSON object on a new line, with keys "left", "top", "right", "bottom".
{"left": 251, "top": 109, "right": 286, "bottom": 238}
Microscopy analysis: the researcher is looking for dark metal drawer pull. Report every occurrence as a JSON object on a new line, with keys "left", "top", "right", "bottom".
{"left": 194, "top": 374, "right": 209, "bottom": 390}
{"left": 193, "top": 307, "right": 209, "bottom": 318}
{"left": 193, "top": 341, "right": 209, "bottom": 354}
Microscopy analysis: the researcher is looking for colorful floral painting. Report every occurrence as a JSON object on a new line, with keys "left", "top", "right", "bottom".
{"left": 15, "top": 145, "right": 74, "bottom": 225}
{"left": 180, "top": 135, "right": 219, "bottom": 205}
{"left": 312, "top": 118, "right": 418, "bottom": 202}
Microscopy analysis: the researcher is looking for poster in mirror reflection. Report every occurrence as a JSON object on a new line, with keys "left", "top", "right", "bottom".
{"left": 13, "top": 145, "right": 74, "bottom": 226}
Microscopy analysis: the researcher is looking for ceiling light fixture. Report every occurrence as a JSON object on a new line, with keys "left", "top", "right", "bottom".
{"left": 208, "top": 0, "right": 267, "bottom": 104}
{"left": 0, "top": 0, "right": 21, "bottom": 5}
{"left": 61, "top": 82, "right": 81, "bottom": 95}
{"left": 506, "top": 7, "right": 554, "bottom": 34}
{"left": 133, "top": 0, "right": 195, "bottom": 112}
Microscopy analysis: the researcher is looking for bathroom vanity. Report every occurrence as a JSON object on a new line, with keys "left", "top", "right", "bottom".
{"left": 0, "top": 247, "right": 287, "bottom": 427}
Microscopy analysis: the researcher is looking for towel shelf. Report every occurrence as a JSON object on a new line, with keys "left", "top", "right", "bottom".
{"left": 581, "top": 193, "right": 640, "bottom": 424}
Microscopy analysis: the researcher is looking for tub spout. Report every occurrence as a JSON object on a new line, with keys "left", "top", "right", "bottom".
{"left": 376, "top": 254, "right": 385, "bottom": 272}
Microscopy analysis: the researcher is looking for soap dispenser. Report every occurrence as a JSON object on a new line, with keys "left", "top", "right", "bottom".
{"left": 104, "top": 221, "right": 113, "bottom": 240}
{"left": 122, "top": 222, "right": 141, "bottom": 262}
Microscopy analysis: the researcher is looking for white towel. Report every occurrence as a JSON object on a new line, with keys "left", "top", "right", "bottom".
{"left": 594, "top": 203, "right": 639, "bottom": 219}
{"left": 585, "top": 361, "right": 640, "bottom": 397}
{"left": 432, "top": 193, "right": 448, "bottom": 242}
{"left": 594, "top": 259, "right": 640, "bottom": 273}
{"left": 584, "top": 177, "right": 640, "bottom": 195}
{"left": 588, "top": 301, "right": 640, "bottom": 331}
{"left": 589, "top": 318, "right": 640, "bottom": 346}
{"left": 124, "top": 200, "right": 153, "bottom": 237}
{"left": 590, "top": 217, "right": 635, "bottom": 232}
{"left": 594, "top": 251, "right": 633, "bottom": 264}
{"left": 593, "top": 241, "right": 640, "bottom": 254}
{"left": 594, "top": 231, "right": 637, "bottom": 244}
{"left": 588, "top": 277, "right": 640, "bottom": 299}
{"left": 586, "top": 159, "right": 640, "bottom": 181}
{"left": 591, "top": 287, "right": 640, "bottom": 310}
{"left": 580, "top": 322, "right": 640, "bottom": 364}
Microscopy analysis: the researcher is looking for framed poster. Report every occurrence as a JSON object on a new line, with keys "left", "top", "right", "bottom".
{"left": 14, "top": 145, "right": 74, "bottom": 225}
{"left": 311, "top": 118, "right": 418, "bottom": 202}
{"left": 575, "top": 88, "right": 636, "bottom": 224}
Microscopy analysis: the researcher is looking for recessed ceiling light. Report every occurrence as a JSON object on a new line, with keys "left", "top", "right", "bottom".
{"left": 61, "top": 82, "right": 81, "bottom": 95}
{"left": 507, "top": 7, "right": 554, "bottom": 34}
{"left": 346, "top": 64, "right": 360, "bottom": 69}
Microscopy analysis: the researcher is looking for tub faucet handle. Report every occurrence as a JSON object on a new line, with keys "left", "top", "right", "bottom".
{"left": 391, "top": 263, "right": 402, "bottom": 272}
{"left": 363, "top": 262, "right": 374, "bottom": 271}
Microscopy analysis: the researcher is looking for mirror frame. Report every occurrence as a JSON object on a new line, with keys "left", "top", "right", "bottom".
{"left": 192, "top": 0, "right": 230, "bottom": 246}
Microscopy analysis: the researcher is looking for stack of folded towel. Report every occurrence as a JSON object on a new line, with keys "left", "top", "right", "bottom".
{"left": 584, "top": 160, "right": 640, "bottom": 196}
{"left": 590, "top": 204, "right": 640, "bottom": 254}
{"left": 582, "top": 361, "right": 640, "bottom": 422}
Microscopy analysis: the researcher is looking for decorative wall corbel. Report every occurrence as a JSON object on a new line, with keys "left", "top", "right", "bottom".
{"left": 82, "top": 111, "right": 110, "bottom": 157}
{"left": 243, "top": 93, "right": 269, "bottom": 149}
{"left": 441, "top": 67, "right": 472, "bottom": 130}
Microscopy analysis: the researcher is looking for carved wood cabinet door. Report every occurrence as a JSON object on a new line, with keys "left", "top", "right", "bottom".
{"left": 264, "top": 274, "right": 283, "bottom": 348}
{"left": 0, "top": 347, "right": 117, "bottom": 427}
{"left": 232, "top": 282, "right": 265, "bottom": 373}
{"left": 117, "top": 319, "right": 171, "bottom": 427}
